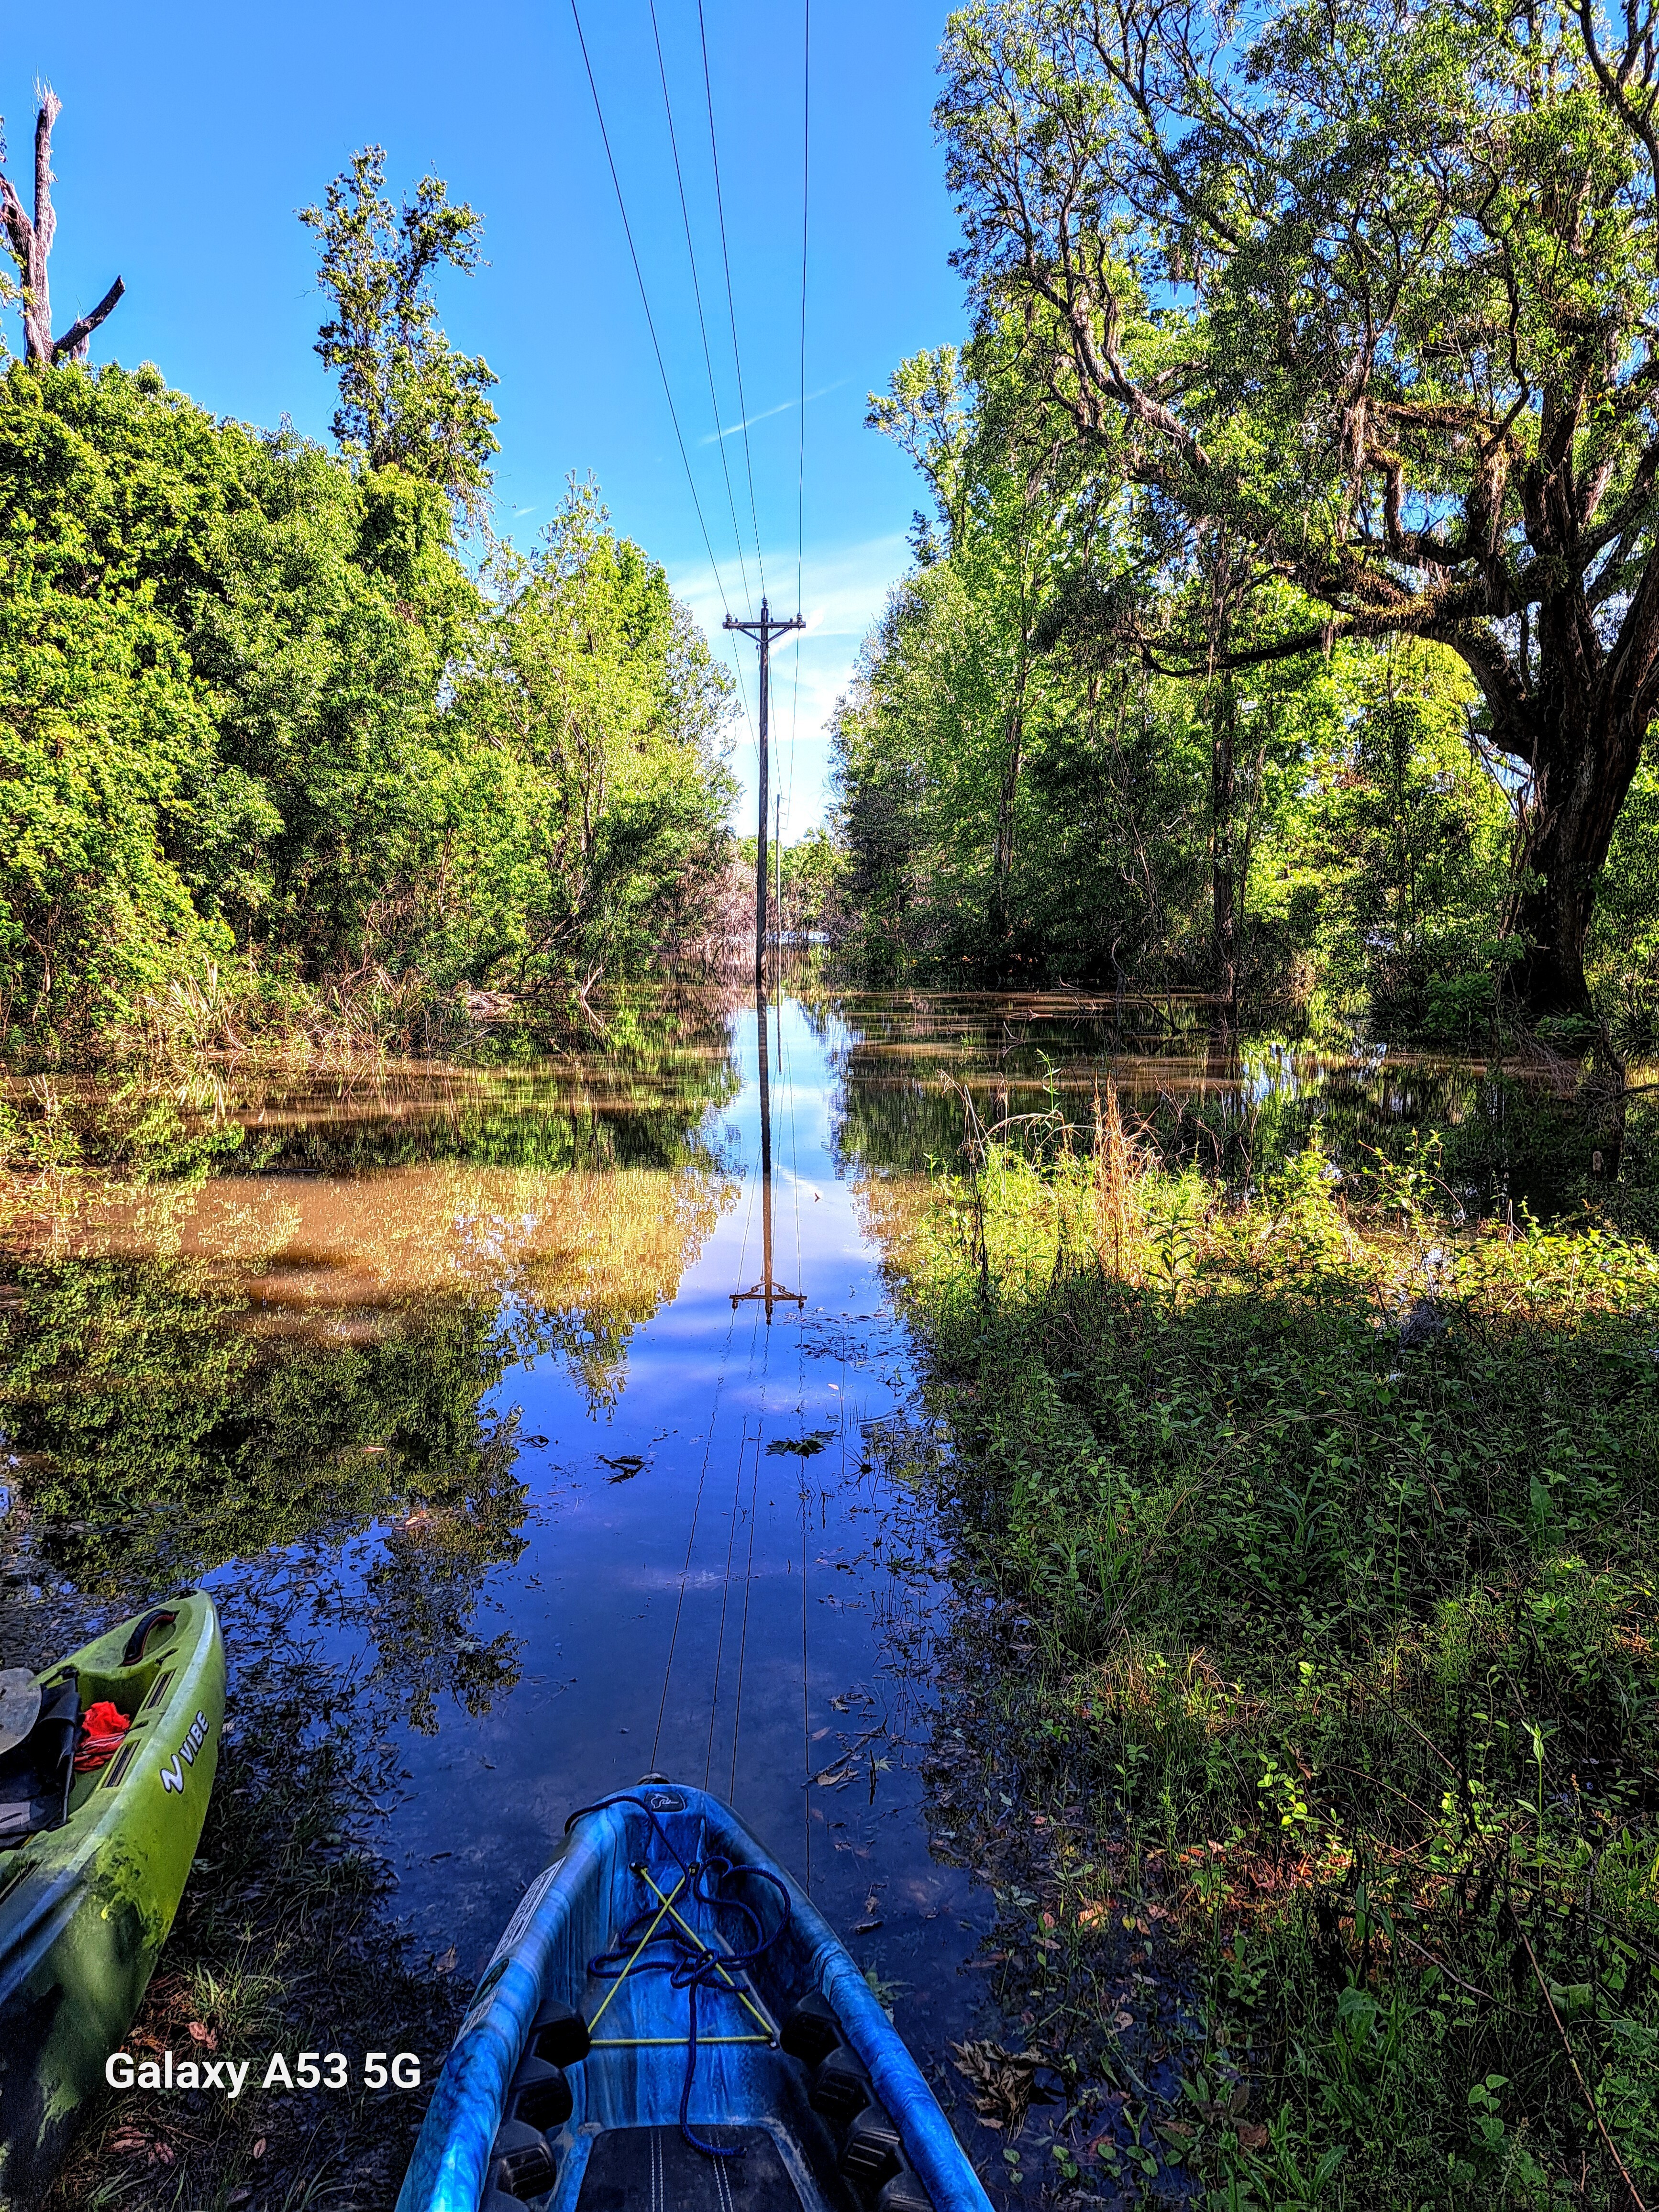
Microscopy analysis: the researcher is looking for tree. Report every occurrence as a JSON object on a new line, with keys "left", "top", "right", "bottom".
{"left": 300, "top": 147, "right": 498, "bottom": 513}
{"left": 868, "top": 340, "right": 1089, "bottom": 963}
{"left": 451, "top": 482, "right": 736, "bottom": 985}
{"left": 939, "top": 0, "right": 1659, "bottom": 1011}
{"left": 0, "top": 89, "right": 124, "bottom": 364}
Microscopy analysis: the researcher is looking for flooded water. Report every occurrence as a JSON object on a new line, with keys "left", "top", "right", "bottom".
{"left": 0, "top": 989, "right": 1564, "bottom": 2204}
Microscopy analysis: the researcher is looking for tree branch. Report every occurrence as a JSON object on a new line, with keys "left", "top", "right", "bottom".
{"left": 52, "top": 274, "right": 124, "bottom": 363}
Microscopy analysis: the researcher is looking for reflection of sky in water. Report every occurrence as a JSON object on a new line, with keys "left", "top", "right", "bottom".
{"left": 0, "top": 987, "right": 1576, "bottom": 2190}
{"left": 2, "top": 1000, "right": 1001, "bottom": 2087}
{"left": 336, "top": 997, "right": 995, "bottom": 2078}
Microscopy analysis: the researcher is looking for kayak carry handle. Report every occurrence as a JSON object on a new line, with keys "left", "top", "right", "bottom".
{"left": 121, "top": 1609, "right": 179, "bottom": 1667}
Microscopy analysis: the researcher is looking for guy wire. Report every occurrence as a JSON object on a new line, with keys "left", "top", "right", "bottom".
{"left": 776, "top": 999, "right": 812, "bottom": 1890}
{"left": 652, "top": 1058, "right": 764, "bottom": 1770}
{"left": 703, "top": 1316, "right": 760, "bottom": 1790}
{"left": 650, "top": 1301, "right": 739, "bottom": 1770}
{"left": 727, "top": 1416, "right": 764, "bottom": 1800}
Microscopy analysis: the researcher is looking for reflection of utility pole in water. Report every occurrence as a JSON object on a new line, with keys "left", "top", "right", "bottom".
{"left": 731, "top": 982, "right": 805, "bottom": 1324}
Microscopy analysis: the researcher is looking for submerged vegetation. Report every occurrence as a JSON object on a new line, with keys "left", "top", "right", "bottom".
{"left": 884, "top": 1093, "right": 1659, "bottom": 2205}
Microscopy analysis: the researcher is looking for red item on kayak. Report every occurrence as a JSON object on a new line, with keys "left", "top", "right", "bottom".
{"left": 74, "top": 1700, "right": 131, "bottom": 1773}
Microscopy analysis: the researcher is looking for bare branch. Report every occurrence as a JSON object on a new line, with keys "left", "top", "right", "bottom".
{"left": 52, "top": 274, "right": 124, "bottom": 363}
{"left": 0, "top": 91, "right": 123, "bottom": 365}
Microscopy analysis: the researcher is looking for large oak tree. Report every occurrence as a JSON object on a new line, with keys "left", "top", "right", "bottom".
{"left": 940, "top": 0, "right": 1659, "bottom": 1009}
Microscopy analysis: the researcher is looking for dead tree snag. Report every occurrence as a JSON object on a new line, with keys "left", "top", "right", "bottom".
{"left": 0, "top": 89, "right": 124, "bottom": 364}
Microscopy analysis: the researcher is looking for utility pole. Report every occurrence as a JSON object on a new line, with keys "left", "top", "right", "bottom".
{"left": 724, "top": 597, "right": 804, "bottom": 988}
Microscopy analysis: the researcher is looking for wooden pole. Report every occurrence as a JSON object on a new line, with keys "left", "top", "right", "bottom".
{"left": 724, "top": 600, "right": 804, "bottom": 991}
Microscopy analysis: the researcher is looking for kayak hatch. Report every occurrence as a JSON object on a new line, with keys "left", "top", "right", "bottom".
{"left": 0, "top": 1591, "right": 226, "bottom": 2210}
{"left": 398, "top": 1780, "right": 993, "bottom": 2212}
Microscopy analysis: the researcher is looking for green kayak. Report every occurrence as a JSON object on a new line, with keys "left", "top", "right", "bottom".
{"left": 0, "top": 1591, "right": 225, "bottom": 2208}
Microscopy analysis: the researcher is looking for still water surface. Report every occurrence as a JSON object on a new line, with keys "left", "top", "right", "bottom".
{"left": 0, "top": 990, "right": 1517, "bottom": 2198}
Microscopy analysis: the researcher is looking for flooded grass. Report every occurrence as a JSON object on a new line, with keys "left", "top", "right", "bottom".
{"left": 886, "top": 1103, "right": 1659, "bottom": 2207}
{"left": 4, "top": 995, "right": 1650, "bottom": 2210}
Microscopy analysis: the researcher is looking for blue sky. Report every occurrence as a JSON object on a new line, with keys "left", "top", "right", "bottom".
{"left": 16, "top": 1, "right": 966, "bottom": 836}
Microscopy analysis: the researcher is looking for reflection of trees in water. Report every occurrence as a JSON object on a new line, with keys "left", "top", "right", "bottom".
{"left": 0, "top": 1134, "right": 734, "bottom": 1721}
{"left": 509, "top": 1163, "right": 736, "bottom": 1410}
{"left": 334, "top": 1415, "right": 531, "bottom": 1735}
{"left": 0, "top": 1257, "right": 524, "bottom": 1584}
{"left": 212, "top": 993, "right": 743, "bottom": 1179}
{"left": 15, "top": 986, "right": 743, "bottom": 1183}
{"left": 816, "top": 994, "right": 1582, "bottom": 1211}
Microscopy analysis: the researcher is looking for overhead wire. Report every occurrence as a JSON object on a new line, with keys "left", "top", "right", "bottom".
{"left": 787, "top": 6, "right": 814, "bottom": 1882}
{"left": 593, "top": 0, "right": 816, "bottom": 1825}
{"left": 568, "top": 0, "right": 755, "bottom": 735}
{"left": 796, "top": 1, "right": 810, "bottom": 622}
{"left": 695, "top": 0, "right": 767, "bottom": 601}
{"left": 784, "top": 0, "right": 811, "bottom": 878}
{"left": 646, "top": 0, "right": 756, "bottom": 616}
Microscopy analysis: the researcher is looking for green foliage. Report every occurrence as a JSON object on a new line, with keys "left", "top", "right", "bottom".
{"left": 453, "top": 481, "right": 736, "bottom": 986}
{"left": 1591, "top": 750, "right": 1659, "bottom": 1044}
{"left": 0, "top": 569, "right": 229, "bottom": 1043}
{"left": 299, "top": 145, "right": 498, "bottom": 513}
{"left": 748, "top": 825, "right": 847, "bottom": 938}
{"left": 931, "top": 0, "right": 1659, "bottom": 1010}
{"left": 1278, "top": 640, "right": 1515, "bottom": 1031}
{"left": 0, "top": 364, "right": 734, "bottom": 1058}
{"left": 897, "top": 1134, "right": 1659, "bottom": 2201}
{"left": 837, "top": 340, "right": 1515, "bottom": 1009}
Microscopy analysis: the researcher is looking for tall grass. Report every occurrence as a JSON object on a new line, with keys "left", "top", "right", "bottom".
{"left": 895, "top": 1098, "right": 1659, "bottom": 2207}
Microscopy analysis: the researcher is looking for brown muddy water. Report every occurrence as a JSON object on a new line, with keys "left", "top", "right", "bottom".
{"left": 0, "top": 993, "right": 1526, "bottom": 2207}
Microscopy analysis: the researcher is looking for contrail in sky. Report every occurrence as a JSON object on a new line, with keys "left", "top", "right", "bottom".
{"left": 700, "top": 382, "right": 841, "bottom": 445}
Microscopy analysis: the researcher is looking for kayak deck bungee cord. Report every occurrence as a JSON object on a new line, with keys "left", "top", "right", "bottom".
{"left": 397, "top": 1779, "right": 992, "bottom": 2212}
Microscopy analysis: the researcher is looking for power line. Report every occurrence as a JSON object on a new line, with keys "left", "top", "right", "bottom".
{"left": 796, "top": 0, "right": 810, "bottom": 620}
{"left": 647, "top": 0, "right": 756, "bottom": 614}
{"left": 568, "top": 0, "right": 737, "bottom": 628}
{"left": 785, "top": 0, "right": 811, "bottom": 851}
{"left": 570, "top": 0, "right": 755, "bottom": 741}
{"left": 696, "top": 0, "right": 767, "bottom": 600}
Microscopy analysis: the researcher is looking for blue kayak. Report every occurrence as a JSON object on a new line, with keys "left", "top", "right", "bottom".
{"left": 397, "top": 1780, "right": 993, "bottom": 2212}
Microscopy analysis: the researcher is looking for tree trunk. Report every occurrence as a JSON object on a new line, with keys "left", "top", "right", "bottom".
{"left": 1210, "top": 674, "right": 1238, "bottom": 1013}
{"left": 0, "top": 92, "right": 124, "bottom": 365}
{"left": 1507, "top": 702, "right": 1645, "bottom": 1015}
